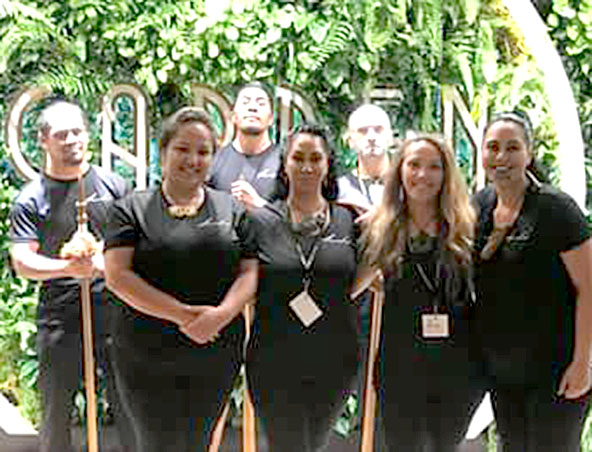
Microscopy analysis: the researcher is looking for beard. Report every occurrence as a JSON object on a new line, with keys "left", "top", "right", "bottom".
{"left": 361, "top": 146, "right": 386, "bottom": 157}
{"left": 239, "top": 124, "right": 266, "bottom": 136}
{"left": 60, "top": 147, "right": 86, "bottom": 167}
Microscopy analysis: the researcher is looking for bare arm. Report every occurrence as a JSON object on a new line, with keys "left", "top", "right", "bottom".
{"left": 104, "top": 247, "right": 197, "bottom": 326}
{"left": 10, "top": 241, "right": 94, "bottom": 280}
{"left": 558, "top": 237, "right": 592, "bottom": 398}
{"left": 180, "top": 258, "right": 259, "bottom": 344}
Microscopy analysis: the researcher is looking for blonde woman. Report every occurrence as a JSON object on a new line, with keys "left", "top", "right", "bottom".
{"left": 363, "top": 133, "right": 480, "bottom": 450}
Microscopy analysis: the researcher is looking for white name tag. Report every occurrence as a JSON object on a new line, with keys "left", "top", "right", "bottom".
{"left": 421, "top": 313, "right": 450, "bottom": 338}
{"left": 289, "top": 291, "right": 323, "bottom": 327}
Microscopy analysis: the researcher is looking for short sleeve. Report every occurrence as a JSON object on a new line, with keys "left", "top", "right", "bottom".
{"left": 546, "top": 190, "right": 590, "bottom": 252}
{"left": 236, "top": 210, "right": 260, "bottom": 260}
{"left": 9, "top": 200, "right": 40, "bottom": 243}
{"left": 104, "top": 195, "right": 137, "bottom": 250}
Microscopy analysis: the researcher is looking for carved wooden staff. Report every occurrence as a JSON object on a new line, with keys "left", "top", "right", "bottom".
{"left": 76, "top": 175, "right": 99, "bottom": 452}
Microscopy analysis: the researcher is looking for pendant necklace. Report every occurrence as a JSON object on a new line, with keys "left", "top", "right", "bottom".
{"left": 162, "top": 185, "right": 205, "bottom": 218}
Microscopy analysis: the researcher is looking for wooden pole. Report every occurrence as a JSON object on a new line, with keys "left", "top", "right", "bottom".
{"left": 76, "top": 176, "right": 99, "bottom": 452}
{"left": 360, "top": 286, "right": 384, "bottom": 452}
{"left": 208, "top": 403, "right": 230, "bottom": 452}
{"left": 242, "top": 303, "right": 257, "bottom": 452}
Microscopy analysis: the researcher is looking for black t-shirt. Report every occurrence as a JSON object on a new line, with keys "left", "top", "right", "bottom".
{"left": 104, "top": 187, "right": 244, "bottom": 355}
{"left": 208, "top": 142, "right": 281, "bottom": 200}
{"left": 238, "top": 201, "right": 359, "bottom": 370}
{"left": 474, "top": 182, "right": 590, "bottom": 372}
{"left": 381, "top": 239, "right": 474, "bottom": 374}
{"left": 9, "top": 166, "right": 129, "bottom": 315}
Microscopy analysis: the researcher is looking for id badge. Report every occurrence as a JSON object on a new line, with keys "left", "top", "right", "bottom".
{"left": 289, "top": 291, "right": 323, "bottom": 327}
{"left": 421, "top": 313, "right": 450, "bottom": 338}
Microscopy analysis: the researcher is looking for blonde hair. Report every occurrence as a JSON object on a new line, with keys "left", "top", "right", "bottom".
{"left": 362, "top": 133, "right": 475, "bottom": 272}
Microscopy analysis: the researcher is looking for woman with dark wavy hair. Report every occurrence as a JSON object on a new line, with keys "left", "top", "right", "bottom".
{"left": 363, "top": 132, "right": 480, "bottom": 450}
{"left": 104, "top": 107, "right": 257, "bottom": 451}
{"left": 239, "top": 123, "right": 359, "bottom": 451}
{"left": 474, "top": 111, "right": 592, "bottom": 451}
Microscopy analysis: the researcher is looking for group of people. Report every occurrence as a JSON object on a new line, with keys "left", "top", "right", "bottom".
{"left": 8, "top": 81, "right": 592, "bottom": 452}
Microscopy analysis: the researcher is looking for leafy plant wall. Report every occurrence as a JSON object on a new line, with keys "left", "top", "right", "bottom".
{"left": 0, "top": 0, "right": 587, "bottom": 430}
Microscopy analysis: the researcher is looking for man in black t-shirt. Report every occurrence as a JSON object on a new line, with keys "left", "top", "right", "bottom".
{"left": 337, "top": 104, "right": 394, "bottom": 211}
{"left": 208, "top": 82, "right": 281, "bottom": 209}
{"left": 9, "top": 101, "right": 131, "bottom": 452}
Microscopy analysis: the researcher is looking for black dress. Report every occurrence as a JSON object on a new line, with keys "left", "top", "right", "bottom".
{"left": 380, "top": 236, "right": 479, "bottom": 451}
{"left": 105, "top": 187, "right": 244, "bottom": 452}
{"left": 474, "top": 182, "right": 590, "bottom": 451}
{"left": 239, "top": 200, "right": 359, "bottom": 451}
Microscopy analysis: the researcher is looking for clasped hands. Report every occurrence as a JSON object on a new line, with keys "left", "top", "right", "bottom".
{"left": 177, "top": 305, "right": 229, "bottom": 345}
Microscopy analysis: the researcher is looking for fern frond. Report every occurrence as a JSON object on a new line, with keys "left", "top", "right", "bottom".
{"left": 307, "top": 21, "right": 354, "bottom": 72}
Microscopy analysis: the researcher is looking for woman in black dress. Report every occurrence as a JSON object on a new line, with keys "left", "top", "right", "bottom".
{"left": 363, "top": 133, "right": 479, "bottom": 450}
{"left": 239, "top": 123, "right": 359, "bottom": 451}
{"left": 474, "top": 112, "right": 592, "bottom": 451}
{"left": 104, "top": 107, "right": 257, "bottom": 451}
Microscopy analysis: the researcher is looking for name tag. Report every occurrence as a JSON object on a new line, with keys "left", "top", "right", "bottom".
{"left": 289, "top": 291, "right": 323, "bottom": 327}
{"left": 421, "top": 313, "right": 450, "bottom": 338}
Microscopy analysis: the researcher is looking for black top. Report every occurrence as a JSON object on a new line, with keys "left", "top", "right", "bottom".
{"left": 474, "top": 183, "right": 590, "bottom": 372}
{"left": 208, "top": 142, "right": 281, "bottom": 200}
{"left": 104, "top": 187, "right": 244, "bottom": 356}
{"left": 239, "top": 201, "right": 359, "bottom": 366}
{"left": 382, "top": 237, "right": 474, "bottom": 371}
{"left": 9, "top": 166, "right": 129, "bottom": 311}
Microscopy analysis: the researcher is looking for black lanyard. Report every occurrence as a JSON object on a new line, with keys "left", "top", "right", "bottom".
{"left": 295, "top": 240, "right": 322, "bottom": 292}
{"left": 414, "top": 260, "right": 442, "bottom": 311}
{"left": 288, "top": 206, "right": 330, "bottom": 292}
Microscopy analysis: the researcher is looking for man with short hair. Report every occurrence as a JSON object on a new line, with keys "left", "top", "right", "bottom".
{"left": 208, "top": 82, "right": 281, "bottom": 209}
{"left": 338, "top": 103, "right": 394, "bottom": 450}
{"left": 337, "top": 103, "right": 394, "bottom": 210}
{"left": 9, "top": 100, "right": 131, "bottom": 452}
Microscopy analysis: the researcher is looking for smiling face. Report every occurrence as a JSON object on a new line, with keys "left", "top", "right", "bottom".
{"left": 482, "top": 120, "right": 531, "bottom": 186}
{"left": 232, "top": 86, "right": 273, "bottom": 136}
{"left": 285, "top": 132, "right": 329, "bottom": 194}
{"left": 41, "top": 103, "right": 89, "bottom": 171}
{"left": 161, "top": 121, "right": 215, "bottom": 187}
{"left": 401, "top": 140, "right": 444, "bottom": 205}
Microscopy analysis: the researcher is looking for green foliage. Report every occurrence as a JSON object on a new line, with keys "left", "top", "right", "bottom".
{"left": 0, "top": 0, "right": 577, "bottom": 434}
{"left": 547, "top": 0, "right": 592, "bottom": 205}
{"left": 0, "top": 174, "right": 40, "bottom": 426}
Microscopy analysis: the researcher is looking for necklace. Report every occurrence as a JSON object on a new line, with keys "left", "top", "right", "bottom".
{"left": 162, "top": 185, "right": 205, "bottom": 218}
{"left": 287, "top": 200, "right": 329, "bottom": 237}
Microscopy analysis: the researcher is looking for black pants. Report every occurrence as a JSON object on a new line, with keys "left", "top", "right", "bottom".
{"left": 248, "top": 339, "right": 358, "bottom": 452}
{"left": 380, "top": 344, "right": 481, "bottom": 452}
{"left": 37, "top": 292, "right": 133, "bottom": 452}
{"left": 112, "top": 341, "right": 241, "bottom": 452}
{"left": 482, "top": 348, "right": 589, "bottom": 452}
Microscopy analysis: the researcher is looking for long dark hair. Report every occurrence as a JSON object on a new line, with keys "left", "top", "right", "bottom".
{"left": 483, "top": 110, "right": 549, "bottom": 183}
{"left": 275, "top": 122, "right": 339, "bottom": 201}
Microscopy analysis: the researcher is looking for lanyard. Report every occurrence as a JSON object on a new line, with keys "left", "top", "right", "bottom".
{"left": 295, "top": 240, "right": 322, "bottom": 292}
{"left": 414, "top": 260, "right": 442, "bottom": 312}
{"left": 288, "top": 205, "right": 330, "bottom": 291}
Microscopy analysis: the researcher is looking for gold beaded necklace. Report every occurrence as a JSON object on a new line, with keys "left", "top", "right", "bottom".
{"left": 162, "top": 185, "right": 205, "bottom": 219}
